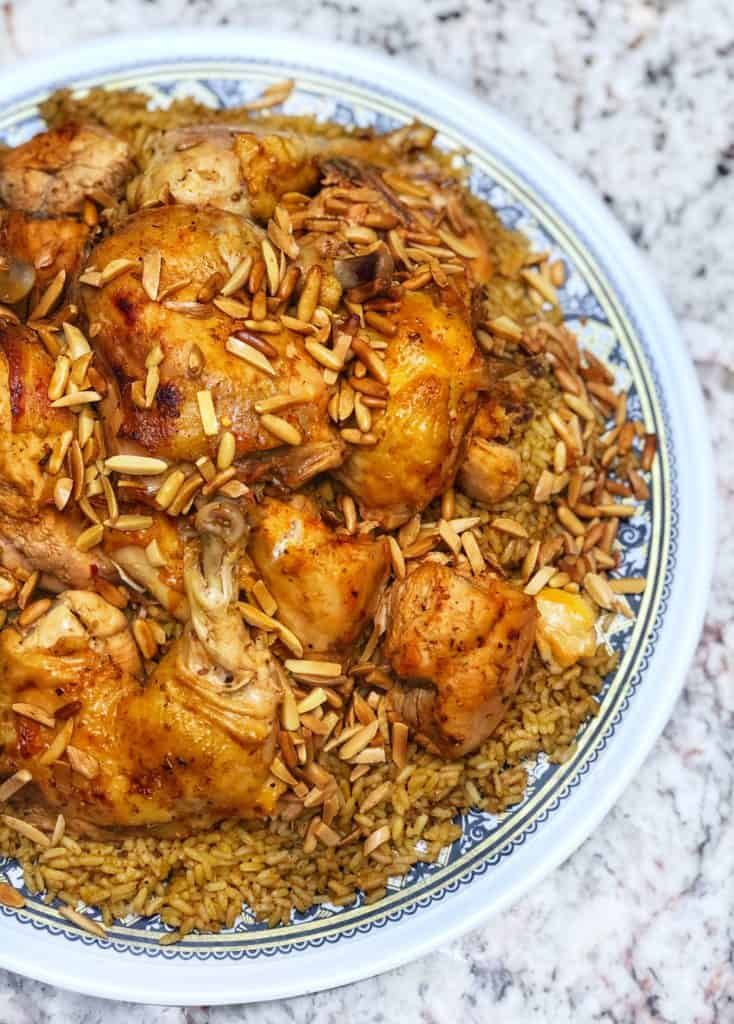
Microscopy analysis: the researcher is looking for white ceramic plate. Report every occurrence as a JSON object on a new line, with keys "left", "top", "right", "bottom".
{"left": 0, "top": 30, "right": 715, "bottom": 1005}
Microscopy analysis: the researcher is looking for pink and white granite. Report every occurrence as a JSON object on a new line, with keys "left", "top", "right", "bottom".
{"left": 0, "top": 1, "right": 731, "bottom": 1020}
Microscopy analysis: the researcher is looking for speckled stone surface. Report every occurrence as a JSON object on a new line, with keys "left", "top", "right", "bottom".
{"left": 0, "top": 2, "right": 732, "bottom": 1021}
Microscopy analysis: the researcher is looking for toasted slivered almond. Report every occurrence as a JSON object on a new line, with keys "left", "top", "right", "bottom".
{"left": 584, "top": 572, "right": 616, "bottom": 610}
{"left": 340, "top": 428, "right": 378, "bottom": 446}
{"left": 252, "top": 579, "right": 277, "bottom": 617}
{"left": 78, "top": 270, "right": 102, "bottom": 288}
{"left": 260, "top": 413, "right": 301, "bottom": 446}
{"left": 521, "top": 268, "right": 558, "bottom": 306}
{"left": 608, "top": 576, "right": 646, "bottom": 595}
{"left": 486, "top": 314, "right": 523, "bottom": 341}
{"left": 107, "top": 514, "right": 154, "bottom": 532}
{"left": 216, "top": 430, "right": 236, "bottom": 471}
{"left": 351, "top": 337, "right": 389, "bottom": 384}
{"left": 18, "top": 598, "right": 52, "bottom": 628}
{"left": 196, "top": 390, "right": 219, "bottom": 436}
{"left": 133, "top": 618, "right": 157, "bottom": 660}
{"left": 220, "top": 255, "right": 254, "bottom": 297}
{"left": 51, "top": 813, "right": 65, "bottom": 846}
{"left": 100, "top": 258, "right": 136, "bottom": 285}
{"left": 1, "top": 816, "right": 49, "bottom": 847}
{"left": 268, "top": 218, "right": 299, "bottom": 260}
{"left": 39, "top": 717, "right": 74, "bottom": 766}
{"left": 322, "top": 723, "right": 363, "bottom": 754}
{"left": 351, "top": 747, "right": 386, "bottom": 765}
{"left": 213, "top": 296, "right": 251, "bottom": 320}
{"left": 296, "top": 265, "right": 322, "bottom": 324}
{"left": 58, "top": 904, "right": 107, "bottom": 938}
{"left": 305, "top": 340, "right": 343, "bottom": 371}
{"left": 239, "top": 603, "right": 279, "bottom": 631}
{"left": 314, "top": 821, "right": 341, "bottom": 848}
{"left": 557, "top": 506, "right": 586, "bottom": 537}
{"left": 243, "top": 77, "right": 294, "bottom": 111}
{"left": 253, "top": 392, "right": 308, "bottom": 415}
{"left": 438, "top": 519, "right": 462, "bottom": 555}
{"left": 76, "top": 523, "right": 104, "bottom": 552}
{"left": 51, "top": 389, "right": 101, "bottom": 409}
{"left": 0, "top": 882, "right": 24, "bottom": 909}
{"left": 285, "top": 659, "right": 342, "bottom": 679}
{"left": 363, "top": 824, "right": 391, "bottom": 857}
{"left": 524, "top": 565, "right": 557, "bottom": 596}
{"left": 12, "top": 702, "right": 55, "bottom": 729}
{"left": 280, "top": 314, "right": 315, "bottom": 335}
{"left": 142, "top": 249, "right": 162, "bottom": 301}
{"left": 340, "top": 494, "right": 357, "bottom": 534}
{"left": 461, "top": 531, "right": 486, "bottom": 575}
{"left": 521, "top": 539, "right": 541, "bottom": 581}
{"left": 261, "top": 238, "right": 281, "bottom": 295}
{"left": 276, "top": 622, "right": 304, "bottom": 658}
{"left": 0, "top": 769, "right": 32, "bottom": 803}
{"left": 280, "top": 682, "right": 300, "bottom": 731}
{"left": 387, "top": 535, "right": 406, "bottom": 579}
{"left": 339, "top": 719, "right": 380, "bottom": 760}
{"left": 66, "top": 745, "right": 99, "bottom": 780}
{"left": 53, "top": 477, "right": 73, "bottom": 512}
{"left": 226, "top": 335, "right": 277, "bottom": 377}
{"left": 29, "top": 269, "right": 66, "bottom": 320}
{"left": 154, "top": 469, "right": 185, "bottom": 510}
{"left": 297, "top": 688, "right": 328, "bottom": 714}
{"left": 48, "top": 355, "right": 71, "bottom": 401}
{"left": 167, "top": 474, "right": 203, "bottom": 516}
{"left": 360, "top": 781, "right": 392, "bottom": 815}
{"left": 105, "top": 455, "right": 168, "bottom": 476}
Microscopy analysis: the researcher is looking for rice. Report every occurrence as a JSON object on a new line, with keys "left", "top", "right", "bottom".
{"left": 0, "top": 86, "right": 641, "bottom": 942}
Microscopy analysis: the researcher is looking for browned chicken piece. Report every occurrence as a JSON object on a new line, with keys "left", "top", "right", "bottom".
{"left": 103, "top": 513, "right": 188, "bottom": 620}
{"left": 457, "top": 437, "right": 523, "bottom": 506}
{"left": 248, "top": 494, "right": 389, "bottom": 654}
{"left": 337, "top": 288, "right": 485, "bottom": 527}
{"left": 0, "top": 320, "right": 112, "bottom": 586}
{"left": 0, "top": 500, "right": 283, "bottom": 834}
{"left": 0, "top": 209, "right": 90, "bottom": 291}
{"left": 82, "top": 205, "right": 341, "bottom": 483}
{"left": 0, "top": 123, "right": 132, "bottom": 216}
{"left": 385, "top": 563, "right": 537, "bottom": 757}
{"left": 130, "top": 126, "right": 320, "bottom": 222}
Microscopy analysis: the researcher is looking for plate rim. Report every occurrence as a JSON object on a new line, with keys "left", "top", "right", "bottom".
{"left": 0, "top": 28, "right": 716, "bottom": 1005}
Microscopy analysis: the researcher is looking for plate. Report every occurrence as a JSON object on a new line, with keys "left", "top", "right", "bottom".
{"left": 0, "top": 30, "right": 714, "bottom": 1005}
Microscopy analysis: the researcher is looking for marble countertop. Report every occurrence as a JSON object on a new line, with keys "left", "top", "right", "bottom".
{"left": 0, "top": 1, "right": 732, "bottom": 1021}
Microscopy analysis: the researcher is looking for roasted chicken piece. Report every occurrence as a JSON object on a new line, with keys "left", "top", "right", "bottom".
{"left": 103, "top": 512, "right": 188, "bottom": 620}
{"left": 248, "top": 494, "right": 389, "bottom": 654}
{"left": 0, "top": 123, "right": 132, "bottom": 216}
{"left": 0, "top": 209, "right": 89, "bottom": 293}
{"left": 456, "top": 380, "right": 530, "bottom": 506}
{"left": 338, "top": 288, "right": 485, "bottom": 527}
{"left": 0, "top": 500, "right": 283, "bottom": 834}
{"left": 0, "top": 320, "right": 112, "bottom": 586}
{"left": 130, "top": 126, "right": 320, "bottom": 222}
{"left": 385, "top": 563, "right": 537, "bottom": 757}
{"left": 82, "top": 205, "right": 341, "bottom": 484}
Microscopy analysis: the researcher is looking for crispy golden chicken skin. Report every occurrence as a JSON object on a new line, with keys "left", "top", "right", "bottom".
{"left": 0, "top": 502, "right": 283, "bottom": 834}
{"left": 385, "top": 563, "right": 537, "bottom": 757}
{"left": 82, "top": 205, "right": 341, "bottom": 481}
{"left": 131, "top": 126, "right": 320, "bottom": 222}
{"left": 248, "top": 495, "right": 389, "bottom": 654}
{"left": 0, "top": 123, "right": 132, "bottom": 216}
{"left": 337, "top": 288, "right": 484, "bottom": 527}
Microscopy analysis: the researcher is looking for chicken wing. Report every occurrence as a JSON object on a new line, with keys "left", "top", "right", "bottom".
{"left": 337, "top": 288, "right": 484, "bottom": 526}
{"left": 385, "top": 563, "right": 537, "bottom": 756}
{"left": 0, "top": 123, "right": 132, "bottom": 216}
{"left": 0, "top": 500, "right": 282, "bottom": 834}
{"left": 82, "top": 205, "right": 341, "bottom": 482}
{"left": 248, "top": 494, "right": 389, "bottom": 654}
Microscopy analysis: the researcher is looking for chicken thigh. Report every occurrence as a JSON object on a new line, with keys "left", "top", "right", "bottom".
{"left": 337, "top": 288, "right": 484, "bottom": 527}
{"left": 82, "top": 205, "right": 340, "bottom": 482}
{"left": 0, "top": 123, "right": 132, "bottom": 216}
{"left": 248, "top": 494, "right": 389, "bottom": 654}
{"left": 385, "top": 563, "right": 536, "bottom": 757}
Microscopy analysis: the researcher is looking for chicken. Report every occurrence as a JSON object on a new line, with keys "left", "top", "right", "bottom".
{"left": 103, "top": 512, "right": 188, "bottom": 620}
{"left": 0, "top": 209, "right": 89, "bottom": 295}
{"left": 534, "top": 588, "right": 597, "bottom": 671}
{"left": 82, "top": 205, "right": 341, "bottom": 483}
{"left": 0, "top": 500, "right": 283, "bottom": 834}
{"left": 0, "top": 320, "right": 112, "bottom": 586}
{"left": 337, "top": 288, "right": 485, "bottom": 527}
{"left": 457, "top": 437, "right": 523, "bottom": 506}
{"left": 385, "top": 563, "right": 537, "bottom": 757}
{"left": 130, "top": 126, "right": 320, "bottom": 222}
{"left": 248, "top": 494, "right": 389, "bottom": 654}
{"left": 0, "top": 123, "right": 132, "bottom": 215}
